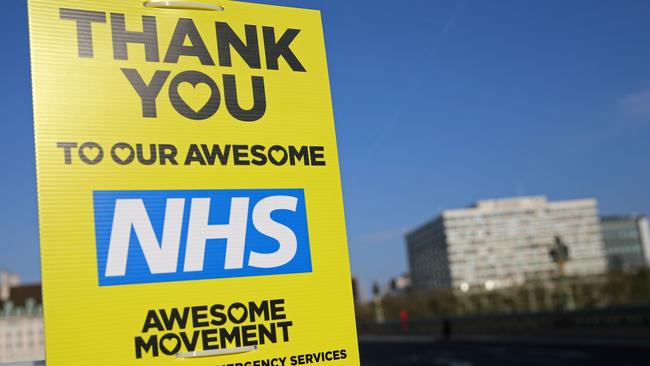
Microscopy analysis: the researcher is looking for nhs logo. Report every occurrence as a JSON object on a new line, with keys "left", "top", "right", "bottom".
{"left": 93, "top": 189, "right": 312, "bottom": 286}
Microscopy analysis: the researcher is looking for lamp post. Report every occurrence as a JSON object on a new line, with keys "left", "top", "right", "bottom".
{"left": 549, "top": 236, "right": 575, "bottom": 311}
{"left": 372, "top": 281, "right": 385, "bottom": 324}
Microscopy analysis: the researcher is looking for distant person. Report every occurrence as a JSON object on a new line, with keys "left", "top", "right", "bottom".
{"left": 399, "top": 309, "right": 409, "bottom": 332}
{"left": 442, "top": 318, "right": 452, "bottom": 341}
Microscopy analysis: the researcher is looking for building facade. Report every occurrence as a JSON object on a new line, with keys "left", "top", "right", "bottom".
{"left": 601, "top": 215, "right": 650, "bottom": 271}
{"left": 0, "top": 273, "right": 44, "bottom": 364}
{"left": 0, "top": 271, "right": 20, "bottom": 303}
{"left": 406, "top": 197, "right": 607, "bottom": 291}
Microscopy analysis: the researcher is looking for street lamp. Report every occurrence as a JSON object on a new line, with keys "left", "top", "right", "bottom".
{"left": 372, "top": 281, "right": 385, "bottom": 324}
{"left": 549, "top": 236, "right": 569, "bottom": 276}
{"left": 549, "top": 236, "right": 575, "bottom": 311}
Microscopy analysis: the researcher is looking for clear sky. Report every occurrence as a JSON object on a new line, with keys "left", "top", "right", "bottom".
{"left": 1, "top": 0, "right": 650, "bottom": 298}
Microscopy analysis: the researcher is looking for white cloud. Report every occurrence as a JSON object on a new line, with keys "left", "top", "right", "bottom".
{"left": 620, "top": 89, "right": 650, "bottom": 120}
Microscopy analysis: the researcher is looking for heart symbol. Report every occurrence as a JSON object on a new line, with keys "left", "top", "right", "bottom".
{"left": 82, "top": 146, "right": 101, "bottom": 160}
{"left": 79, "top": 143, "right": 104, "bottom": 164}
{"left": 177, "top": 82, "right": 214, "bottom": 113}
{"left": 169, "top": 71, "right": 221, "bottom": 121}
{"left": 228, "top": 303, "right": 247, "bottom": 324}
{"left": 111, "top": 143, "right": 135, "bottom": 165}
{"left": 160, "top": 335, "right": 181, "bottom": 354}
{"left": 114, "top": 147, "right": 133, "bottom": 162}
{"left": 269, "top": 147, "right": 287, "bottom": 165}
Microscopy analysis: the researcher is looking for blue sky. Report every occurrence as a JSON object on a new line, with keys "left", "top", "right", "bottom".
{"left": 1, "top": 0, "right": 650, "bottom": 298}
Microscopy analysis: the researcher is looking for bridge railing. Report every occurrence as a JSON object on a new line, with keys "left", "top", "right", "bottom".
{"left": 358, "top": 304, "right": 650, "bottom": 338}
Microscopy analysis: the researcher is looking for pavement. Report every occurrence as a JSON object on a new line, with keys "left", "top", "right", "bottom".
{"left": 359, "top": 335, "right": 650, "bottom": 366}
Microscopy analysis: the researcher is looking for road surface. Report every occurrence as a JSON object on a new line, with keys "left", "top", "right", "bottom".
{"left": 359, "top": 337, "right": 649, "bottom": 366}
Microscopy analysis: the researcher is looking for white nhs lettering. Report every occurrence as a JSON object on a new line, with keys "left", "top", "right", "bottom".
{"left": 104, "top": 196, "right": 298, "bottom": 277}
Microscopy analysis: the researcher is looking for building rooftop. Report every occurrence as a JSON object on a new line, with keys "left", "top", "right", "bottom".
{"left": 601, "top": 215, "right": 646, "bottom": 222}
{"left": 0, "top": 284, "right": 42, "bottom": 310}
{"left": 444, "top": 196, "right": 596, "bottom": 218}
{"left": 407, "top": 196, "right": 600, "bottom": 237}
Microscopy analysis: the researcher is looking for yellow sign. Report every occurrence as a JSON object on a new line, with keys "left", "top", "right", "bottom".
{"left": 28, "top": 0, "right": 359, "bottom": 364}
